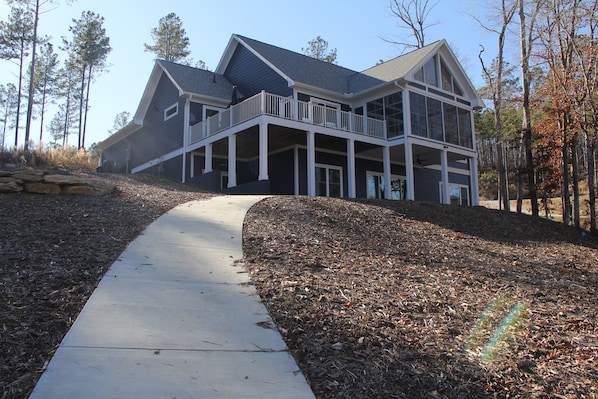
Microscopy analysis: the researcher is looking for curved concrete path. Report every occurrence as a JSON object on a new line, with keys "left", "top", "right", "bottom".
{"left": 30, "top": 195, "right": 315, "bottom": 399}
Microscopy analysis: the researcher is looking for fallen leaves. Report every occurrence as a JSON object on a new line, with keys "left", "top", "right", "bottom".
{"left": 243, "top": 196, "right": 598, "bottom": 398}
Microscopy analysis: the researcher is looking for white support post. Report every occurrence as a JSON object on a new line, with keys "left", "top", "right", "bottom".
{"left": 204, "top": 143, "right": 213, "bottom": 173}
{"left": 383, "top": 145, "right": 392, "bottom": 200}
{"left": 258, "top": 123, "right": 269, "bottom": 181}
{"left": 227, "top": 134, "right": 237, "bottom": 188}
{"left": 470, "top": 156, "right": 480, "bottom": 206}
{"left": 307, "top": 130, "right": 316, "bottom": 196}
{"left": 405, "top": 141, "right": 415, "bottom": 200}
{"left": 294, "top": 146, "right": 299, "bottom": 195}
{"left": 347, "top": 138, "right": 356, "bottom": 198}
{"left": 260, "top": 90, "right": 266, "bottom": 114}
{"left": 441, "top": 148, "right": 450, "bottom": 204}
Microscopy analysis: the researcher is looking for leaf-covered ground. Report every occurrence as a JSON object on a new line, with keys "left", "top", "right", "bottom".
{"left": 243, "top": 197, "right": 598, "bottom": 398}
{"left": 1, "top": 173, "right": 597, "bottom": 398}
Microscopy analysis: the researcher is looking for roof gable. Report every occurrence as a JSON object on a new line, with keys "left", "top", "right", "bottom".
{"left": 158, "top": 60, "right": 237, "bottom": 101}
{"left": 217, "top": 35, "right": 384, "bottom": 96}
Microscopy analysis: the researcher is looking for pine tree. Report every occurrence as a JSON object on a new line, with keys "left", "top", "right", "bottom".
{"left": 66, "top": 11, "right": 111, "bottom": 149}
{"left": 302, "top": 36, "right": 337, "bottom": 64}
{"left": 31, "top": 41, "right": 59, "bottom": 143}
{"left": 144, "top": 13, "right": 190, "bottom": 63}
{"left": 0, "top": 5, "right": 34, "bottom": 148}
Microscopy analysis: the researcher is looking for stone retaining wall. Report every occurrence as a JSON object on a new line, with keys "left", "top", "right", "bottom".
{"left": 0, "top": 169, "right": 114, "bottom": 196}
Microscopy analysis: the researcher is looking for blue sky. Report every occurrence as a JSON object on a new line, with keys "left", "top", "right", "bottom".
{"left": 0, "top": 0, "right": 502, "bottom": 148}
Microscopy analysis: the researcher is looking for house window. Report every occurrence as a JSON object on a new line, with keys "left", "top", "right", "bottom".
{"left": 164, "top": 103, "right": 178, "bottom": 121}
{"left": 315, "top": 164, "right": 342, "bottom": 197}
{"left": 409, "top": 92, "right": 427, "bottom": 138}
{"left": 384, "top": 92, "right": 404, "bottom": 138}
{"left": 204, "top": 106, "right": 221, "bottom": 120}
{"left": 221, "top": 172, "right": 228, "bottom": 190}
{"left": 367, "top": 172, "right": 406, "bottom": 200}
{"left": 440, "top": 183, "right": 470, "bottom": 206}
{"left": 441, "top": 58, "right": 464, "bottom": 96}
{"left": 409, "top": 91, "right": 473, "bottom": 149}
{"left": 415, "top": 56, "right": 439, "bottom": 87}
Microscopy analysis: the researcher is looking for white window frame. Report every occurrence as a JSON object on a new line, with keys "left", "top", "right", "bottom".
{"left": 164, "top": 102, "right": 179, "bottom": 121}
{"left": 439, "top": 182, "right": 470, "bottom": 206}
{"left": 315, "top": 163, "right": 343, "bottom": 197}
{"left": 366, "top": 171, "right": 406, "bottom": 200}
{"left": 221, "top": 171, "right": 229, "bottom": 190}
{"left": 203, "top": 105, "right": 223, "bottom": 120}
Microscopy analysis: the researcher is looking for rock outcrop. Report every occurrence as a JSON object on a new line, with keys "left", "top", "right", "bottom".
{"left": 0, "top": 169, "right": 114, "bottom": 196}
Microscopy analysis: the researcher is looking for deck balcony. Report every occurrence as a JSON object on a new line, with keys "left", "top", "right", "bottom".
{"left": 189, "top": 91, "right": 387, "bottom": 145}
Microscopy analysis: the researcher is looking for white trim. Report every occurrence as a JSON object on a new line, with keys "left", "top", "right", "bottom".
{"left": 164, "top": 102, "right": 179, "bottom": 121}
{"left": 366, "top": 170, "right": 406, "bottom": 200}
{"left": 439, "top": 182, "right": 470, "bottom": 206}
{"left": 315, "top": 163, "right": 343, "bottom": 197}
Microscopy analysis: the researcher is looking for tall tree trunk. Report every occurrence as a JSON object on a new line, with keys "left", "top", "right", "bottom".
{"left": 562, "top": 115, "right": 571, "bottom": 225}
{"left": 518, "top": 0, "right": 540, "bottom": 217}
{"left": 14, "top": 42, "right": 26, "bottom": 148}
{"left": 39, "top": 85, "right": 47, "bottom": 142}
{"left": 77, "top": 68, "right": 86, "bottom": 149}
{"left": 23, "top": 0, "right": 40, "bottom": 150}
{"left": 81, "top": 64, "right": 93, "bottom": 150}
{"left": 571, "top": 133, "right": 580, "bottom": 228}
{"left": 587, "top": 136, "right": 596, "bottom": 234}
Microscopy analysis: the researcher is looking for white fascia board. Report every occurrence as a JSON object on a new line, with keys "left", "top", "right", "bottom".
{"left": 186, "top": 93, "right": 230, "bottom": 108}
{"left": 135, "top": 61, "right": 169, "bottom": 122}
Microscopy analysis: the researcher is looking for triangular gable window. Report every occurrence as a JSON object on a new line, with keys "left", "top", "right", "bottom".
{"left": 440, "top": 58, "right": 464, "bottom": 96}
{"left": 414, "top": 56, "right": 438, "bottom": 87}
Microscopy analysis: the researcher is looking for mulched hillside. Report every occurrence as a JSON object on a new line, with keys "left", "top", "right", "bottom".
{"left": 1, "top": 173, "right": 597, "bottom": 398}
{"left": 243, "top": 197, "right": 598, "bottom": 398}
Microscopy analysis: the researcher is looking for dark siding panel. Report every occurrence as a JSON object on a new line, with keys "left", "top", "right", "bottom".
{"left": 270, "top": 149, "right": 295, "bottom": 194}
{"left": 414, "top": 168, "right": 441, "bottom": 202}
{"left": 224, "top": 45, "right": 292, "bottom": 98}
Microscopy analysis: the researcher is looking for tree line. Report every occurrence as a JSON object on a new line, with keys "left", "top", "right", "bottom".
{"left": 0, "top": 0, "right": 110, "bottom": 150}
{"left": 472, "top": 0, "right": 598, "bottom": 233}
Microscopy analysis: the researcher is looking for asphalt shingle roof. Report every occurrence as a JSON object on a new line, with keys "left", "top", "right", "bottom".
{"left": 235, "top": 35, "right": 385, "bottom": 95}
{"left": 158, "top": 60, "right": 238, "bottom": 100}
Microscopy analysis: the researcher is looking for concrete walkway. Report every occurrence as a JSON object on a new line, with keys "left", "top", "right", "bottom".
{"left": 30, "top": 196, "right": 315, "bottom": 399}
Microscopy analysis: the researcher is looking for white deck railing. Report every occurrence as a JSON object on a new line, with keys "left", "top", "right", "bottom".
{"left": 189, "top": 91, "right": 387, "bottom": 145}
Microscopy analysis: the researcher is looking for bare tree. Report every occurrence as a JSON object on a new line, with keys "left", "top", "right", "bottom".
{"left": 478, "top": 0, "right": 518, "bottom": 212}
{"left": 518, "top": 0, "right": 544, "bottom": 217}
{"left": 387, "top": 0, "right": 440, "bottom": 50}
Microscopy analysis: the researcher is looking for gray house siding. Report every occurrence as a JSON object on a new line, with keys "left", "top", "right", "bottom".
{"left": 269, "top": 149, "right": 295, "bottom": 194}
{"left": 102, "top": 73, "right": 185, "bottom": 171}
{"left": 223, "top": 45, "right": 292, "bottom": 98}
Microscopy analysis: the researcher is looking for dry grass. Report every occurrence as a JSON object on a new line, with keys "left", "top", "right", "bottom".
{"left": 0, "top": 146, "right": 98, "bottom": 173}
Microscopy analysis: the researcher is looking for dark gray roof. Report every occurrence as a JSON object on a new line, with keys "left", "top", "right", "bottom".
{"left": 158, "top": 60, "right": 239, "bottom": 100}
{"left": 236, "top": 35, "right": 384, "bottom": 95}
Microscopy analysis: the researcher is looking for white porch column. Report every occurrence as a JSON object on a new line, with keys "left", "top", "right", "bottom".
{"left": 383, "top": 145, "right": 392, "bottom": 200}
{"left": 294, "top": 146, "right": 300, "bottom": 195}
{"left": 470, "top": 155, "right": 480, "bottom": 206}
{"left": 259, "top": 123, "right": 269, "bottom": 180}
{"left": 307, "top": 130, "right": 316, "bottom": 196}
{"left": 204, "top": 143, "right": 213, "bottom": 173}
{"left": 441, "top": 148, "right": 450, "bottom": 204}
{"left": 347, "top": 138, "right": 356, "bottom": 198}
{"left": 227, "top": 134, "right": 237, "bottom": 188}
{"left": 405, "top": 141, "right": 415, "bottom": 200}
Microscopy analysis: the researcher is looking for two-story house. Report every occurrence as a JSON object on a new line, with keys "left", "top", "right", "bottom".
{"left": 96, "top": 34, "right": 483, "bottom": 205}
